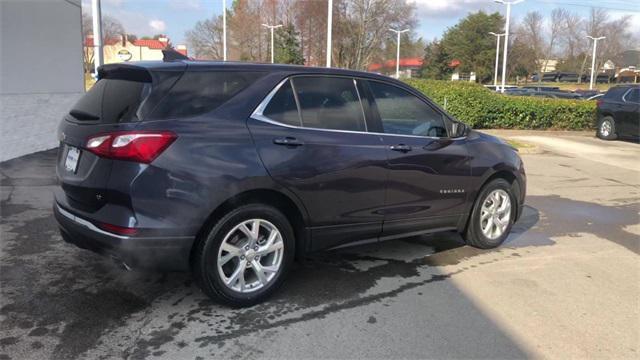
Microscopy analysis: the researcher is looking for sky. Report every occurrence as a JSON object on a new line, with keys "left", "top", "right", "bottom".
{"left": 82, "top": 0, "right": 640, "bottom": 47}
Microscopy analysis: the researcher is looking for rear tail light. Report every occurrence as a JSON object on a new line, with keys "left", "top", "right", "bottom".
{"left": 97, "top": 222, "right": 138, "bottom": 236}
{"left": 86, "top": 131, "right": 176, "bottom": 163}
{"left": 596, "top": 99, "right": 603, "bottom": 107}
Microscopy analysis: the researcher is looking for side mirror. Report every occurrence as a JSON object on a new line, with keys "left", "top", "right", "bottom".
{"left": 451, "top": 122, "right": 468, "bottom": 138}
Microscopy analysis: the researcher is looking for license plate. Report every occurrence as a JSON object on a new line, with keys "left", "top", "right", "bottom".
{"left": 65, "top": 146, "right": 81, "bottom": 173}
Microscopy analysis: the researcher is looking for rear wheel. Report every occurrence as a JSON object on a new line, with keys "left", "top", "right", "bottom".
{"left": 597, "top": 116, "right": 617, "bottom": 140}
{"left": 193, "top": 204, "right": 294, "bottom": 307}
{"left": 465, "top": 179, "right": 516, "bottom": 249}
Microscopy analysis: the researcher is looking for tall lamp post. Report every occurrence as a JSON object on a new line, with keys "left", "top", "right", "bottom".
{"left": 586, "top": 35, "right": 606, "bottom": 90}
{"left": 389, "top": 28, "right": 409, "bottom": 79}
{"left": 326, "top": 0, "right": 333, "bottom": 67}
{"left": 91, "top": 0, "right": 103, "bottom": 76}
{"left": 262, "top": 24, "right": 283, "bottom": 64}
{"left": 489, "top": 32, "right": 505, "bottom": 88}
{"left": 494, "top": 0, "right": 523, "bottom": 93}
{"left": 222, "top": 0, "right": 227, "bottom": 61}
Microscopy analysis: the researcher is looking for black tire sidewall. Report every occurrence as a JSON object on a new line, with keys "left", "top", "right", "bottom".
{"left": 597, "top": 117, "right": 617, "bottom": 140}
{"left": 195, "top": 204, "right": 295, "bottom": 307}
{"left": 467, "top": 179, "right": 516, "bottom": 249}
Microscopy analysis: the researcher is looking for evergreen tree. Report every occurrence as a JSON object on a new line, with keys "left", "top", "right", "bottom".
{"left": 275, "top": 24, "right": 305, "bottom": 65}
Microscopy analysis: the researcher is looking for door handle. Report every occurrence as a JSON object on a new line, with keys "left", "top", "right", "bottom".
{"left": 390, "top": 144, "right": 412, "bottom": 153}
{"left": 273, "top": 137, "right": 304, "bottom": 147}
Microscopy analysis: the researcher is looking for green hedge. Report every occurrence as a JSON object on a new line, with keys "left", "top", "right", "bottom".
{"left": 404, "top": 79, "right": 597, "bottom": 130}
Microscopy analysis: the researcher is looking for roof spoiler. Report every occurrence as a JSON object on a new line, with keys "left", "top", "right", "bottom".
{"left": 162, "top": 49, "right": 190, "bottom": 62}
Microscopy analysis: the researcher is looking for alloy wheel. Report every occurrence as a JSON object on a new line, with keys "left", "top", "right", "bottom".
{"left": 600, "top": 120, "right": 612, "bottom": 137}
{"left": 480, "top": 189, "right": 512, "bottom": 240}
{"left": 217, "top": 219, "right": 284, "bottom": 293}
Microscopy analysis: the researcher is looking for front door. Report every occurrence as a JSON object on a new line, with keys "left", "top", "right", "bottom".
{"left": 362, "top": 80, "right": 471, "bottom": 238}
{"left": 248, "top": 76, "right": 388, "bottom": 250}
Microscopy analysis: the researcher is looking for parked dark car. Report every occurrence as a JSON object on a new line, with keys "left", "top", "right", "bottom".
{"left": 54, "top": 61, "right": 526, "bottom": 306}
{"left": 596, "top": 85, "right": 640, "bottom": 140}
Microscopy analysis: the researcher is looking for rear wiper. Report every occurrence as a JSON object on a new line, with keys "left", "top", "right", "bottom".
{"left": 69, "top": 110, "right": 100, "bottom": 121}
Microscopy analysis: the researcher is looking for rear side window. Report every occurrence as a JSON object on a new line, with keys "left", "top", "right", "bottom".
{"left": 263, "top": 80, "right": 301, "bottom": 126}
{"left": 604, "top": 87, "right": 629, "bottom": 101}
{"left": 624, "top": 88, "right": 640, "bottom": 104}
{"left": 291, "top": 76, "right": 366, "bottom": 132}
{"left": 368, "top": 81, "right": 448, "bottom": 138}
{"left": 152, "top": 71, "right": 265, "bottom": 119}
{"left": 70, "top": 78, "right": 149, "bottom": 123}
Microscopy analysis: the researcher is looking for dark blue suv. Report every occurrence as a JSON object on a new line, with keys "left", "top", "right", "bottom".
{"left": 54, "top": 61, "right": 526, "bottom": 306}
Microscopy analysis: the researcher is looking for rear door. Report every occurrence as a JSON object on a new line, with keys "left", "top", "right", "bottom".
{"left": 362, "top": 79, "right": 470, "bottom": 239}
{"left": 248, "top": 75, "right": 387, "bottom": 250}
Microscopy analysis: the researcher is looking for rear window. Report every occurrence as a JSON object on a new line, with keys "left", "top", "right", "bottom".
{"left": 70, "top": 78, "right": 150, "bottom": 123}
{"left": 151, "top": 71, "right": 266, "bottom": 119}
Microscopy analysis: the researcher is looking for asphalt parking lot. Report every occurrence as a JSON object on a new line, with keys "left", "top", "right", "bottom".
{"left": 1, "top": 131, "right": 638, "bottom": 359}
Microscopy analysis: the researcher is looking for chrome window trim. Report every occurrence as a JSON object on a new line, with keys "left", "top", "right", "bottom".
{"left": 251, "top": 75, "right": 464, "bottom": 141}
{"left": 622, "top": 88, "right": 640, "bottom": 104}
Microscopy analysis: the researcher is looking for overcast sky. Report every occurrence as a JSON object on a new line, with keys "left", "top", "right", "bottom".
{"left": 82, "top": 0, "right": 640, "bottom": 47}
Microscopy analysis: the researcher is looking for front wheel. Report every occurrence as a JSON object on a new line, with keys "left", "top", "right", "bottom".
{"left": 193, "top": 204, "right": 295, "bottom": 307}
{"left": 465, "top": 179, "right": 516, "bottom": 249}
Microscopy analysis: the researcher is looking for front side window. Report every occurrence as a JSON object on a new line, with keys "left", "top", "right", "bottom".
{"left": 291, "top": 76, "right": 367, "bottom": 132}
{"left": 368, "top": 81, "right": 448, "bottom": 138}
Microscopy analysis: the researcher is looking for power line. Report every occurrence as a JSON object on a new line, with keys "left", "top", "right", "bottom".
{"left": 534, "top": 0, "right": 640, "bottom": 13}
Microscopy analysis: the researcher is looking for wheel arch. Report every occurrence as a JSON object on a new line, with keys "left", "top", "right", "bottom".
{"left": 191, "top": 188, "right": 310, "bottom": 265}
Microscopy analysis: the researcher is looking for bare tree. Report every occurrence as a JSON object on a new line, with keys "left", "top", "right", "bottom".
{"left": 517, "top": 11, "right": 545, "bottom": 75}
{"left": 185, "top": 16, "right": 224, "bottom": 60}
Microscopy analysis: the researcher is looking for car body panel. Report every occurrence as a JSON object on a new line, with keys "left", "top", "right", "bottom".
{"left": 54, "top": 61, "right": 527, "bottom": 270}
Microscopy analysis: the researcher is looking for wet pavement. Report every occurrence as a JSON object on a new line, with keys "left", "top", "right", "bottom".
{"left": 1, "top": 135, "right": 638, "bottom": 359}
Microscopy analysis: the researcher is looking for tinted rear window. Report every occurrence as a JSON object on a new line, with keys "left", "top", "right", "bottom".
{"left": 151, "top": 71, "right": 266, "bottom": 119}
{"left": 263, "top": 80, "right": 301, "bottom": 126}
{"left": 70, "top": 78, "right": 150, "bottom": 123}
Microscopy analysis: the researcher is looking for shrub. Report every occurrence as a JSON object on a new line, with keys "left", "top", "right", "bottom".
{"left": 404, "top": 79, "right": 597, "bottom": 130}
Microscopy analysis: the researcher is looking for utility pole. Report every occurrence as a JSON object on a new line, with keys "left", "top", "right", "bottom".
{"left": 586, "top": 35, "right": 606, "bottom": 90}
{"left": 494, "top": 0, "right": 523, "bottom": 93}
{"left": 489, "top": 32, "right": 505, "bottom": 88}
{"left": 326, "top": 0, "right": 333, "bottom": 67}
{"left": 262, "top": 24, "right": 282, "bottom": 64}
{"left": 222, "top": 0, "right": 227, "bottom": 61}
{"left": 91, "top": 0, "right": 103, "bottom": 76}
{"left": 389, "top": 28, "right": 409, "bottom": 79}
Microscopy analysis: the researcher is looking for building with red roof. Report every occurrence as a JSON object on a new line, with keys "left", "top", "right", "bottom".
{"left": 84, "top": 34, "right": 187, "bottom": 66}
{"left": 367, "top": 57, "right": 423, "bottom": 77}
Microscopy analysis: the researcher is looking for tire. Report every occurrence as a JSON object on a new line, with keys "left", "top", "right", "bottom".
{"left": 193, "top": 204, "right": 295, "bottom": 307}
{"left": 464, "top": 179, "right": 517, "bottom": 249}
{"left": 597, "top": 116, "right": 617, "bottom": 140}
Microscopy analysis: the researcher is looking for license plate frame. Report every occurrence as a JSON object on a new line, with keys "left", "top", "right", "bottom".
{"left": 65, "top": 146, "right": 81, "bottom": 173}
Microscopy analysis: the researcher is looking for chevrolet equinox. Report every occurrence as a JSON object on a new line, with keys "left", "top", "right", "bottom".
{"left": 54, "top": 61, "right": 526, "bottom": 306}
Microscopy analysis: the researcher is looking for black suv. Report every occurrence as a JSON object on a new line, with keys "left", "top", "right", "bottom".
{"left": 596, "top": 85, "right": 640, "bottom": 140}
{"left": 54, "top": 61, "right": 526, "bottom": 306}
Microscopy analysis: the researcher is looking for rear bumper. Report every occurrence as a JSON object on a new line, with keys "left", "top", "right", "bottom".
{"left": 54, "top": 202, "right": 194, "bottom": 271}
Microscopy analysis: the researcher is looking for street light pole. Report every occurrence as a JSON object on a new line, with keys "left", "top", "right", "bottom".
{"left": 326, "top": 0, "right": 333, "bottom": 67}
{"left": 91, "top": 0, "right": 103, "bottom": 76}
{"left": 586, "top": 35, "right": 606, "bottom": 90}
{"left": 222, "top": 0, "right": 227, "bottom": 61}
{"left": 389, "top": 28, "right": 409, "bottom": 79}
{"left": 262, "top": 24, "right": 283, "bottom": 64}
{"left": 489, "top": 32, "right": 505, "bottom": 87}
{"left": 494, "top": 0, "right": 523, "bottom": 93}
